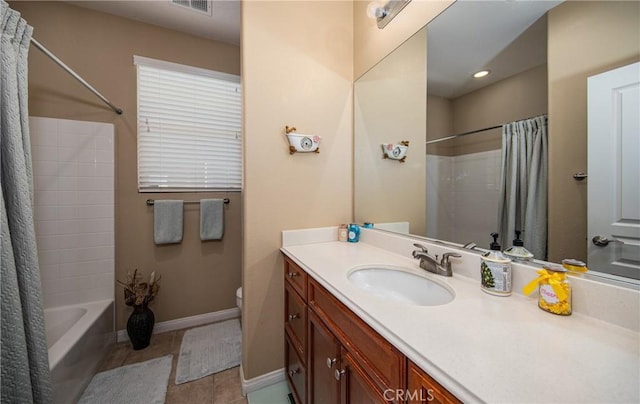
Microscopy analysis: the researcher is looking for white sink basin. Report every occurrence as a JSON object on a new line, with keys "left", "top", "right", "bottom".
{"left": 348, "top": 266, "right": 455, "bottom": 306}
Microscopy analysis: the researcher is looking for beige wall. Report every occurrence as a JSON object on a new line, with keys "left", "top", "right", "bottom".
{"left": 547, "top": 1, "right": 640, "bottom": 262}
{"left": 427, "top": 65, "right": 547, "bottom": 157}
{"left": 449, "top": 64, "right": 548, "bottom": 156}
{"left": 353, "top": 0, "right": 452, "bottom": 79}
{"left": 241, "top": 1, "right": 353, "bottom": 379}
{"left": 426, "top": 95, "right": 453, "bottom": 156}
{"left": 354, "top": 28, "right": 427, "bottom": 236}
{"left": 11, "top": 1, "right": 242, "bottom": 330}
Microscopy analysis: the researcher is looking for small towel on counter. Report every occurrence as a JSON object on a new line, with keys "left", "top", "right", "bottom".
{"left": 153, "top": 200, "right": 184, "bottom": 244}
{"left": 200, "top": 199, "right": 224, "bottom": 241}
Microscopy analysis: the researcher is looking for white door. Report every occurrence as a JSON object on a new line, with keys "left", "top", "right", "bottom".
{"left": 587, "top": 62, "right": 640, "bottom": 280}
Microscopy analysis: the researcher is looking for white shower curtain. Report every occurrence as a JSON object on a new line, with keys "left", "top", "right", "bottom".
{"left": 1, "top": 2, "right": 53, "bottom": 403}
{"left": 498, "top": 115, "right": 548, "bottom": 259}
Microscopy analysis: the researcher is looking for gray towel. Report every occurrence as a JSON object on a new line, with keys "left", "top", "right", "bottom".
{"left": 154, "top": 200, "right": 184, "bottom": 244}
{"left": 200, "top": 199, "right": 224, "bottom": 240}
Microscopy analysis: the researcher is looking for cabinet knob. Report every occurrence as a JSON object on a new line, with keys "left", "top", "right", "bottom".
{"left": 288, "top": 368, "right": 300, "bottom": 376}
{"left": 288, "top": 313, "right": 299, "bottom": 320}
{"left": 288, "top": 271, "right": 299, "bottom": 278}
{"left": 334, "top": 369, "right": 345, "bottom": 381}
{"left": 326, "top": 357, "right": 337, "bottom": 368}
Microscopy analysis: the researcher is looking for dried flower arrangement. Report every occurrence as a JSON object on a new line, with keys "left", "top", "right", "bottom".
{"left": 117, "top": 269, "right": 161, "bottom": 307}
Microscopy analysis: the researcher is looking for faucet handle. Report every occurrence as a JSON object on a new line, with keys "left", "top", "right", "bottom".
{"left": 412, "top": 243, "right": 428, "bottom": 259}
{"left": 441, "top": 252, "right": 462, "bottom": 264}
{"left": 413, "top": 243, "right": 428, "bottom": 252}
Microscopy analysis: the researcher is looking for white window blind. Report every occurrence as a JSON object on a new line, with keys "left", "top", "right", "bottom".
{"left": 135, "top": 56, "right": 242, "bottom": 191}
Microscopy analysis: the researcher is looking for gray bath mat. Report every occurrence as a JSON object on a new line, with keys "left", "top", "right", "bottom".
{"left": 78, "top": 354, "right": 173, "bottom": 404}
{"left": 175, "top": 319, "right": 241, "bottom": 384}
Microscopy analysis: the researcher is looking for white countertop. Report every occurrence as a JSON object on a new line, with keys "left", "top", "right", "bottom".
{"left": 281, "top": 234, "right": 640, "bottom": 403}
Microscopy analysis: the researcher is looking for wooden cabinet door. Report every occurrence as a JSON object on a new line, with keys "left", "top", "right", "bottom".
{"left": 339, "top": 349, "right": 388, "bottom": 404}
{"left": 407, "top": 361, "right": 461, "bottom": 404}
{"left": 308, "top": 311, "right": 340, "bottom": 404}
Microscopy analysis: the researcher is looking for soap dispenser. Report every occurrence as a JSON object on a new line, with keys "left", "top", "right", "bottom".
{"left": 504, "top": 230, "right": 534, "bottom": 261}
{"left": 480, "top": 232, "right": 512, "bottom": 296}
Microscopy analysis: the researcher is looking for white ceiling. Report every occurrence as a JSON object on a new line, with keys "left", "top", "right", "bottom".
{"left": 67, "top": 0, "right": 561, "bottom": 97}
{"left": 67, "top": 0, "right": 240, "bottom": 45}
{"left": 427, "top": 0, "right": 563, "bottom": 99}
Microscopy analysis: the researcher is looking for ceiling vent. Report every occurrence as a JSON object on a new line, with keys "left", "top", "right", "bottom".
{"left": 170, "top": 0, "right": 212, "bottom": 16}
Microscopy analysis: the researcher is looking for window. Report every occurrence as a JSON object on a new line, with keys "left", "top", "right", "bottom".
{"left": 135, "top": 56, "right": 242, "bottom": 191}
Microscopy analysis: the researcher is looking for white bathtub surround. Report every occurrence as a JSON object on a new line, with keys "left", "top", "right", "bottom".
{"left": 45, "top": 300, "right": 114, "bottom": 404}
{"left": 426, "top": 149, "right": 501, "bottom": 245}
{"left": 30, "top": 117, "right": 115, "bottom": 308}
{"left": 281, "top": 226, "right": 640, "bottom": 403}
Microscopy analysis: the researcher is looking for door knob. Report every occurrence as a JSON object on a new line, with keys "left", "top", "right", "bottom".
{"left": 288, "top": 271, "right": 299, "bottom": 278}
{"left": 288, "top": 313, "right": 299, "bottom": 320}
{"left": 334, "top": 369, "right": 345, "bottom": 381}
{"left": 326, "top": 357, "right": 337, "bottom": 368}
{"left": 592, "top": 235, "right": 624, "bottom": 247}
{"left": 288, "top": 368, "right": 299, "bottom": 376}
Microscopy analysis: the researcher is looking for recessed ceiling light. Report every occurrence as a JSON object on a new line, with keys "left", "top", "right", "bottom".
{"left": 473, "top": 70, "right": 491, "bottom": 78}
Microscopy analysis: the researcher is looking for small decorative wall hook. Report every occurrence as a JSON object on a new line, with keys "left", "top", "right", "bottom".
{"left": 284, "top": 125, "right": 321, "bottom": 154}
{"left": 381, "top": 140, "right": 409, "bottom": 162}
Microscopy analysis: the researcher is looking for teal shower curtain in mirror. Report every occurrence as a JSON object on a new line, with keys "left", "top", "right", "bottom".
{"left": 1, "top": 1, "right": 53, "bottom": 402}
{"left": 498, "top": 115, "right": 548, "bottom": 260}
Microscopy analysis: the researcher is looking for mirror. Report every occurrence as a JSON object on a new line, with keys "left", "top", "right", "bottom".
{"left": 354, "top": 0, "right": 640, "bottom": 283}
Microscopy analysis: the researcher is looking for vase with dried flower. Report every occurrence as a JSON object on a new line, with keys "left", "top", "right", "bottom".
{"left": 117, "top": 269, "right": 161, "bottom": 350}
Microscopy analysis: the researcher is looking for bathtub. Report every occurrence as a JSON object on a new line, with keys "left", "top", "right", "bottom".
{"left": 45, "top": 299, "right": 114, "bottom": 404}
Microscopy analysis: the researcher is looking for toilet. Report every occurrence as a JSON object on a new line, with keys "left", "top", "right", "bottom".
{"left": 236, "top": 287, "right": 242, "bottom": 312}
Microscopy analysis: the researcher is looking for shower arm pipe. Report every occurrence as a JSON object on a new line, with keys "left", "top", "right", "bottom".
{"left": 30, "top": 37, "right": 123, "bottom": 115}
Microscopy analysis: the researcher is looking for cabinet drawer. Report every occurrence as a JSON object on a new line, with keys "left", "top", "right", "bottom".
{"left": 286, "top": 335, "right": 307, "bottom": 404}
{"left": 285, "top": 257, "right": 308, "bottom": 299}
{"left": 285, "top": 281, "right": 307, "bottom": 362}
{"left": 309, "top": 278, "right": 405, "bottom": 394}
{"left": 407, "top": 361, "right": 461, "bottom": 404}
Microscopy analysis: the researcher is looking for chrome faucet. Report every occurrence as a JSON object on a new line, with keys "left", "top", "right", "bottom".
{"left": 412, "top": 243, "right": 461, "bottom": 277}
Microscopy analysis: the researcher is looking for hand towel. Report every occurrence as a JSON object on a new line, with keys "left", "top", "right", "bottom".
{"left": 200, "top": 199, "right": 224, "bottom": 241}
{"left": 154, "top": 200, "right": 184, "bottom": 244}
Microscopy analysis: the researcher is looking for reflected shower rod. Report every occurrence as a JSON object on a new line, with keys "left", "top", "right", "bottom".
{"left": 30, "top": 37, "right": 123, "bottom": 115}
{"left": 425, "top": 114, "right": 548, "bottom": 145}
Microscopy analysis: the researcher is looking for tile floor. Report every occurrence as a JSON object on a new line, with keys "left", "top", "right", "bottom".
{"left": 98, "top": 327, "right": 246, "bottom": 404}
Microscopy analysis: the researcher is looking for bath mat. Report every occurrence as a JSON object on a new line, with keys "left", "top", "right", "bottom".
{"left": 78, "top": 354, "right": 173, "bottom": 404}
{"left": 175, "top": 319, "right": 241, "bottom": 384}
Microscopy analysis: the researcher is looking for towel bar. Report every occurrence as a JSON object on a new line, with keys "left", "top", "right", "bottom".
{"left": 146, "top": 198, "right": 230, "bottom": 206}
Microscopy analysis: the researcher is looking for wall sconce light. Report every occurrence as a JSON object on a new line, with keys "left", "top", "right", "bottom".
{"left": 367, "top": 0, "right": 412, "bottom": 29}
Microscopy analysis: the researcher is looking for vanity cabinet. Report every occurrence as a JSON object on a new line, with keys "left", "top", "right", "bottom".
{"left": 284, "top": 256, "right": 460, "bottom": 404}
{"left": 407, "top": 361, "right": 461, "bottom": 404}
{"left": 284, "top": 257, "right": 308, "bottom": 404}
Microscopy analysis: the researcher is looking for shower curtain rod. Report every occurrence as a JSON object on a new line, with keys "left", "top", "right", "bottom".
{"left": 30, "top": 38, "right": 123, "bottom": 115}
{"left": 425, "top": 114, "right": 547, "bottom": 145}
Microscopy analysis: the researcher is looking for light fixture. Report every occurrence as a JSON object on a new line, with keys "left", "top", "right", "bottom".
{"left": 367, "top": 0, "right": 412, "bottom": 29}
{"left": 473, "top": 70, "right": 491, "bottom": 79}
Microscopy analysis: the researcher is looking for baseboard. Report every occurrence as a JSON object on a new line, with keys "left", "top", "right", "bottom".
{"left": 240, "top": 364, "right": 286, "bottom": 395}
{"left": 116, "top": 307, "right": 240, "bottom": 343}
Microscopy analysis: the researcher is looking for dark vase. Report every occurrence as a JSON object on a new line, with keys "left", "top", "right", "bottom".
{"left": 126, "top": 304, "right": 155, "bottom": 350}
